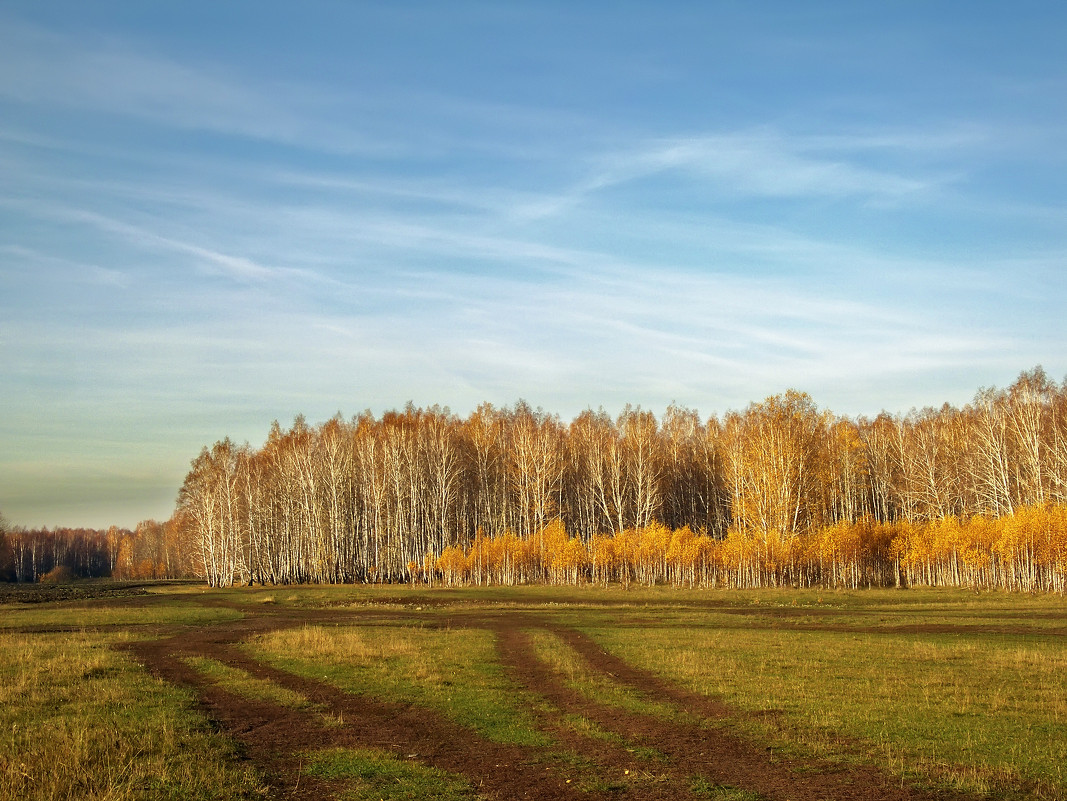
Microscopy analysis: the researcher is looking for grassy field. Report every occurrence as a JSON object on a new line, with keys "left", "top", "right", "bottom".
{"left": 1, "top": 581, "right": 1064, "bottom": 800}
{"left": 583, "top": 590, "right": 1067, "bottom": 797}
{"left": 251, "top": 623, "right": 552, "bottom": 746}
{"left": 302, "top": 746, "right": 478, "bottom": 801}
{"left": 0, "top": 628, "right": 265, "bottom": 800}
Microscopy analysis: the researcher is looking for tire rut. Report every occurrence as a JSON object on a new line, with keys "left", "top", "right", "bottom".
{"left": 125, "top": 617, "right": 585, "bottom": 801}
{"left": 497, "top": 618, "right": 980, "bottom": 801}
{"left": 119, "top": 604, "right": 985, "bottom": 801}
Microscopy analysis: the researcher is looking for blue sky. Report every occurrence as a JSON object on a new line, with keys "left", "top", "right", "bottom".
{"left": 2, "top": 2, "right": 1065, "bottom": 529}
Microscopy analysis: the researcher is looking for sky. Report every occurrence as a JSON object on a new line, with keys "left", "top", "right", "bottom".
{"left": 1, "top": 2, "right": 1066, "bottom": 529}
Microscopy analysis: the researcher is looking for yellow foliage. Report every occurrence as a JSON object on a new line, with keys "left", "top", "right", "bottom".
{"left": 417, "top": 506, "right": 1067, "bottom": 592}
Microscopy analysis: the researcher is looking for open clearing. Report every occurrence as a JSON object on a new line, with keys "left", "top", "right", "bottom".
{"left": 2, "top": 583, "right": 1065, "bottom": 800}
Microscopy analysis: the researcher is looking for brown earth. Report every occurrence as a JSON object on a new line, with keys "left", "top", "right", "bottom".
{"left": 0, "top": 579, "right": 154, "bottom": 604}
{"left": 110, "top": 595, "right": 992, "bottom": 801}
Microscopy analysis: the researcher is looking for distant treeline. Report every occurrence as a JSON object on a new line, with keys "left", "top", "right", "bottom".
{"left": 167, "top": 367, "right": 1067, "bottom": 592}
{"left": 0, "top": 520, "right": 196, "bottom": 583}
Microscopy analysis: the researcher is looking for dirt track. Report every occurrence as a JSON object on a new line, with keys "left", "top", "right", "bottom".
{"left": 123, "top": 600, "right": 979, "bottom": 801}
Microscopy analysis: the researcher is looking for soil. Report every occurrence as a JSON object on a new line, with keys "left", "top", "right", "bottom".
{"left": 119, "top": 596, "right": 986, "bottom": 801}
{"left": 0, "top": 579, "right": 153, "bottom": 604}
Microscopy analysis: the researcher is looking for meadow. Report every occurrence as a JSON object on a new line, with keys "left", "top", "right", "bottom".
{"left": 1, "top": 581, "right": 1064, "bottom": 800}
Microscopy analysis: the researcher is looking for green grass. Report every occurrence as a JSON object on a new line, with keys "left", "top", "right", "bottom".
{"left": 183, "top": 655, "right": 357, "bottom": 728}
{"left": 690, "top": 777, "right": 767, "bottom": 800}
{"left": 588, "top": 596, "right": 1067, "bottom": 799}
{"left": 527, "top": 628, "right": 686, "bottom": 721}
{"left": 557, "top": 712, "right": 665, "bottom": 761}
{"left": 252, "top": 623, "right": 552, "bottom": 747}
{"left": 0, "top": 630, "right": 265, "bottom": 801}
{"left": 0, "top": 601, "right": 244, "bottom": 629}
{"left": 7, "top": 581, "right": 1066, "bottom": 800}
{"left": 303, "top": 747, "right": 479, "bottom": 800}
{"left": 183, "top": 656, "right": 312, "bottom": 709}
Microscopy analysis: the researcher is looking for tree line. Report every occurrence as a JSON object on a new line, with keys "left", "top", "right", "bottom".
{"left": 0, "top": 523, "right": 127, "bottom": 582}
{"left": 0, "top": 514, "right": 200, "bottom": 583}
{"left": 167, "top": 367, "right": 1067, "bottom": 592}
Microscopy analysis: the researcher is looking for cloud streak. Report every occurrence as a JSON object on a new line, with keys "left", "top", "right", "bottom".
{"left": 0, "top": 16, "right": 407, "bottom": 156}
{"left": 598, "top": 132, "right": 936, "bottom": 199}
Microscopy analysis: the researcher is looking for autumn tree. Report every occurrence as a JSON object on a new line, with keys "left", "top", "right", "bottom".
{"left": 619, "top": 406, "right": 663, "bottom": 530}
{"left": 965, "top": 387, "right": 1016, "bottom": 516}
{"left": 506, "top": 402, "right": 564, "bottom": 543}
{"left": 164, "top": 368, "right": 1067, "bottom": 593}
{"left": 722, "top": 391, "right": 824, "bottom": 584}
{"left": 0, "top": 511, "right": 13, "bottom": 581}
{"left": 660, "top": 405, "right": 728, "bottom": 536}
{"left": 176, "top": 438, "right": 248, "bottom": 587}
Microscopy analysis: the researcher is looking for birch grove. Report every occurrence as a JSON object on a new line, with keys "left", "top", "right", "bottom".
{"left": 158, "top": 368, "right": 1067, "bottom": 591}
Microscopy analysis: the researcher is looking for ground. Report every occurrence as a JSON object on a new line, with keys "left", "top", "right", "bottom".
{"left": 106, "top": 586, "right": 986, "bottom": 801}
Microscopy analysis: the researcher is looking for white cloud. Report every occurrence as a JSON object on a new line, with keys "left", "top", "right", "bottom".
{"left": 599, "top": 130, "right": 947, "bottom": 200}
{"left": 0, "top": 197, "right": 310, "bottom": 286}
{"left": 502, "top": 125, "right": 978, "bottom": 223}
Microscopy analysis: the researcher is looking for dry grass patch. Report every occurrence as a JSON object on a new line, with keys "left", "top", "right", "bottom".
{"left": 183, "top": 656, "right": 313, "bottom": 708}
{"left": 0, "top": 631, "right": 265, "bottom": 801}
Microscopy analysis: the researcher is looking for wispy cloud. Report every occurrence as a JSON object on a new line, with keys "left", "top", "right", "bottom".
{"left": 0, "top": 196, "right": 311, "bottom": 285}
{"left": 505, "top": 126, "right": 972, "bottom": 222}
{"left": 0, "top": 17, "right": 398, "bottom": 155}
{"left": 606, "top": 132, "right": 936, "bottom": 198}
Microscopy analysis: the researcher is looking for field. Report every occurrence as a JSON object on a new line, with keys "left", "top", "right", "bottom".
{"left": 1, "top": 582, "right": 1065, "bottom": 801}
